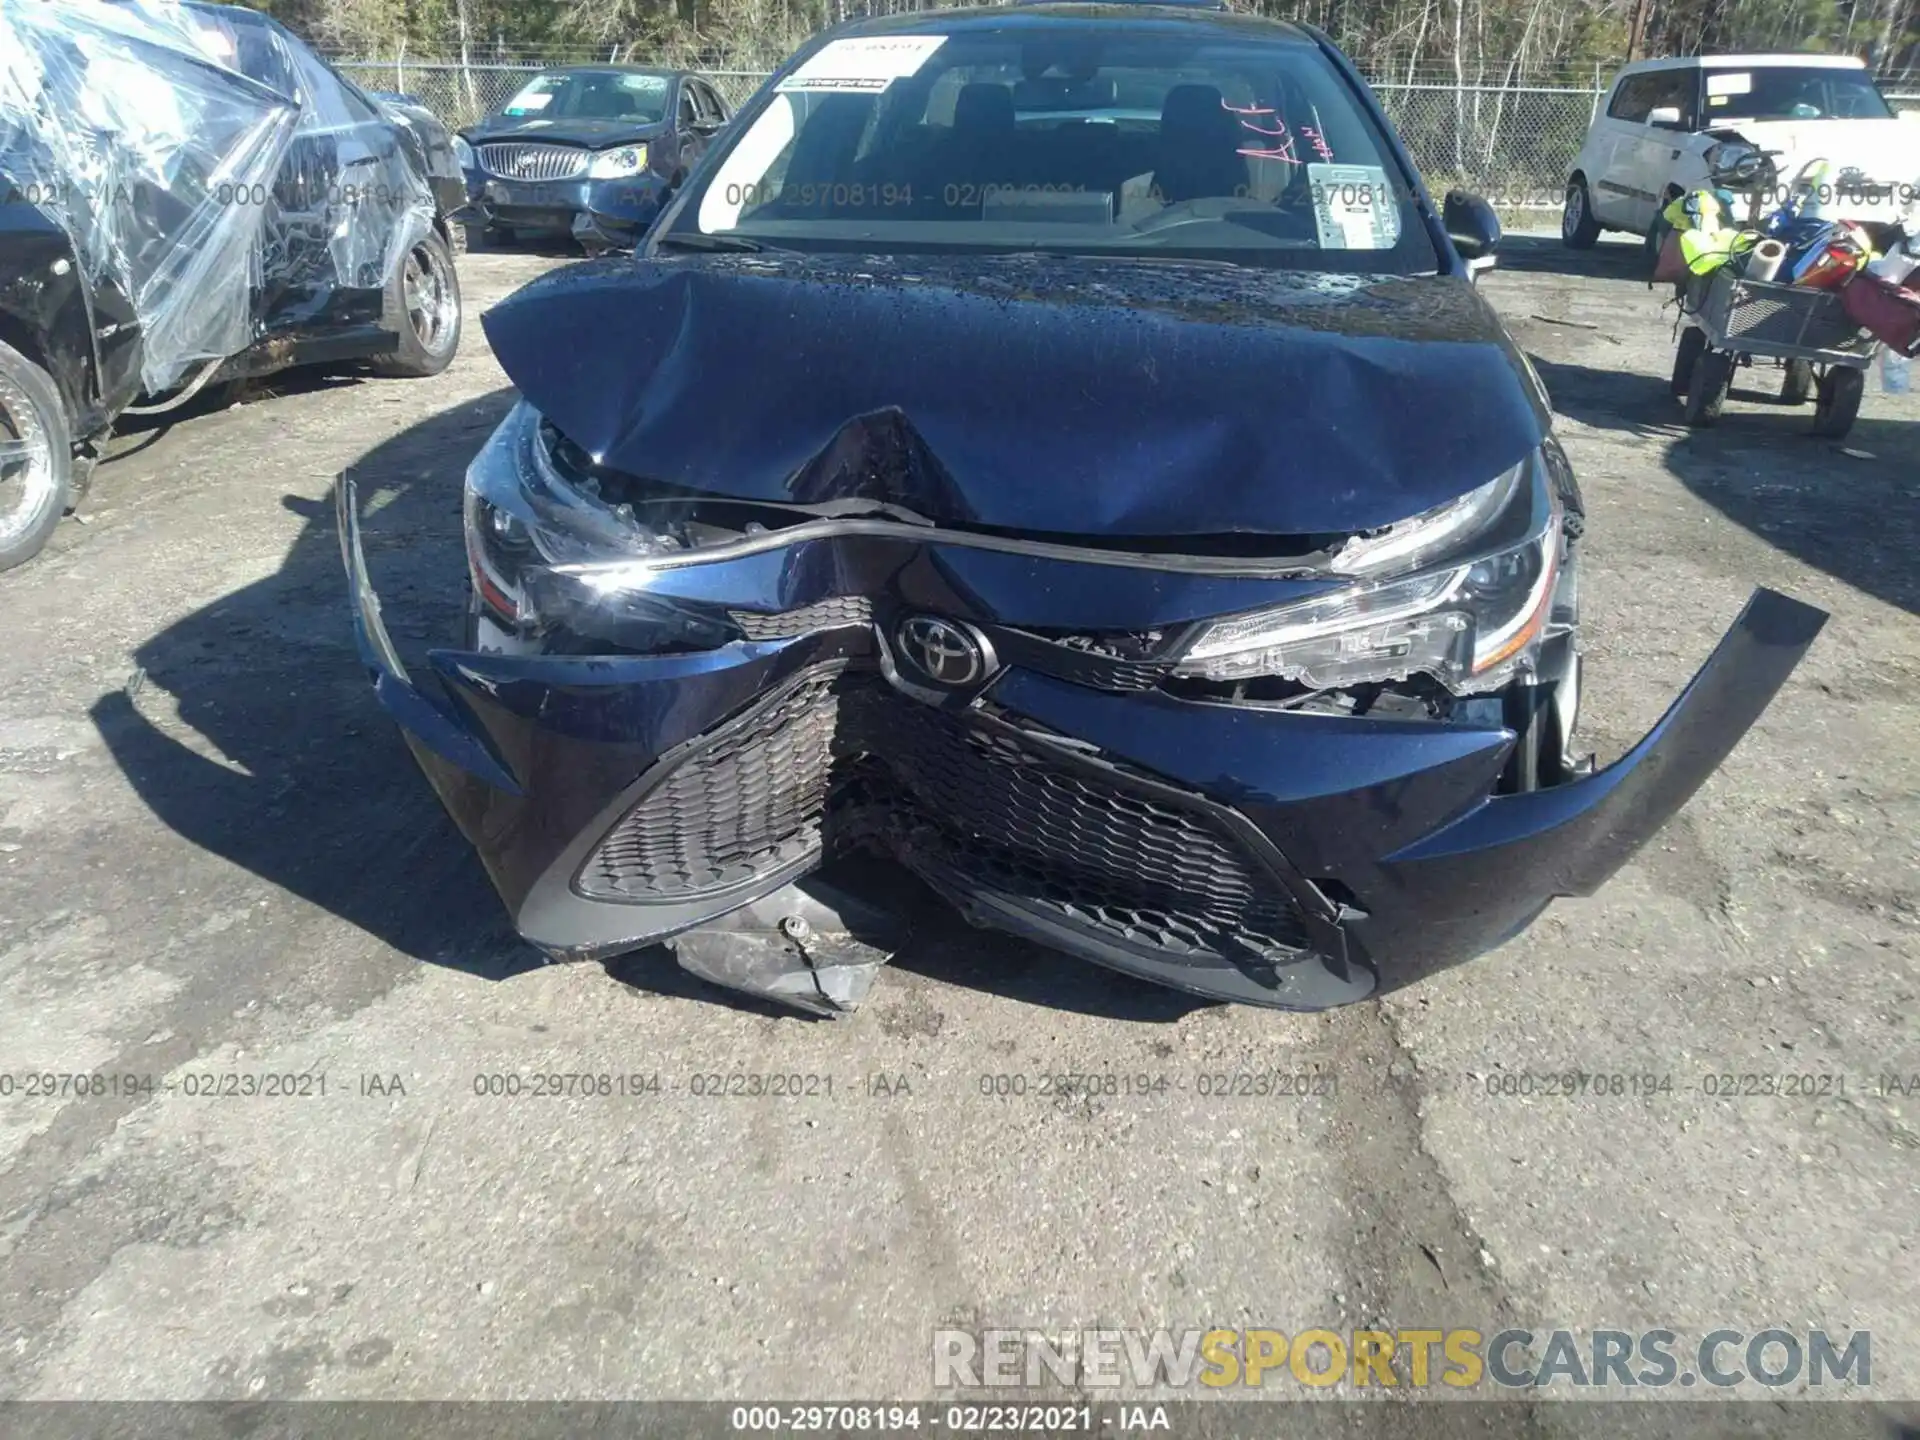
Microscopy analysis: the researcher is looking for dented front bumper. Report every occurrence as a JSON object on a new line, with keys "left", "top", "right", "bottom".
{"left": 338, "top": 475, "right": 1826, "bottom": 1012}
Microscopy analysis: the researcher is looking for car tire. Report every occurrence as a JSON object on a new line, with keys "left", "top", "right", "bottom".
{"left": 1562, "top": 177, "right": 1601, "bottom": 249}
{"left": 371, "top": 229, "right": 463, "bottom": 379}
{"left": 1683, "top": 347, "right": 1734, "bottom": 426}
{"left": 1670, "top": 326, "right": 1706, "bottom": 398}
{"left": 0, "top": 337, "right": 75, "bottom": 574}
{"left": 1781, "top": 358, "right": 1815, "bottom": 405}
{"left": 462, "top": 221, "right": 507, "bottom": 253}
{"left": 1812, "top": 365, "right": 1864, "bottom": 438}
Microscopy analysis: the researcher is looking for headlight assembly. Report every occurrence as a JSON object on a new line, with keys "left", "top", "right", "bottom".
{"left": 463, "top": 401, "right": 696, "bottom": 629}
{"left": 451, "top": 135, "right": 475, "bottom": 169}
{"left": 1173, "top": 454, "right": 1566, "bottom": 694}
{"left": 1329, "top": 461, "right": 1524, "bottom": 577}
{"left": 587, "top": 144, "right": 648, "bottom": 179}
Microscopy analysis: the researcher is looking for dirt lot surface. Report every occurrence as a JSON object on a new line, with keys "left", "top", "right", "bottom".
{"left": 0, "top": 236, "right": 1916, "bottom": 1430}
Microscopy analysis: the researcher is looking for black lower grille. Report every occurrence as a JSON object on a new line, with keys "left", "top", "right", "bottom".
{"left": 578, "top": 668, "right": 1311, "bottom": 966}
{"left": 582, "top": 670, "right": 844, "bottom": 898}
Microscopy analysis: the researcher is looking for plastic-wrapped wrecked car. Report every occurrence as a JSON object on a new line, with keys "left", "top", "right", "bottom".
{"left": 0, "top": 0, "right": 463, "bottom": 571}
{"left": 339, "top": 2, "right": 1829, "bottom": 1016}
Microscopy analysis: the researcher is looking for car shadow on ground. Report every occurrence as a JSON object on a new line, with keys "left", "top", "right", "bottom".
{"left": 1532, "top": 353, "right": 1920, "bottom": 615}
{"left": 1491, "top": 232, "right": 1652, "bottom": 281}
{"left": 90, "top": 385, "right": 1212, "bottom": 1022}
{"left": 602, "top": 884, "right": 1212, "bottom": 1024}
{"left": 466, "top": 234, "right": 597, "bottom": 261}
{"left": 90, "top": 385, "right": 540, "bottom": 981}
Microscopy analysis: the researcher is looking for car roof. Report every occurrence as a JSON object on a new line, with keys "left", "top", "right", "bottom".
{"left": 825, "top": 3, "right": 1320, "bottom": 44}
{"left": 1614, "top": 53, "right": 1869, "bottom": 75}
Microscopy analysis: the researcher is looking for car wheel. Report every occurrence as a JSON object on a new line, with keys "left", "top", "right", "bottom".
{"left": 1562, "top": 178, "right": 1601, "bottom": 249}
{"left": 1812, "top": 365, "right": 1864, "bottom": 438}
{"left": 371, "top": 229, "right": 463, "bottom": 379}
{"left": 0, "top": 337, "right": 74, "bottom": 574}
{"left": 1670, "top": 326, "right": 1706, "bottom": 398}
{"left": 1683, "top": 347, "right": 1734, "bottom": 426}
{"left": 1781, "top": 358, "right": 1815, "bottom": 405}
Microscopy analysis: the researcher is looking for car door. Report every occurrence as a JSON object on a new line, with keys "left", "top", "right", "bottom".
{"left": 691, "top": 80, "right": 730, "bottom": 152}
{"left": 1623, "top": 66, "right": 1701, "bottom": 229}
{"left": 1587, "top": 73, "right": 1656, "bottom": 229}
{"left": 672, "top": 80, "right": 703, "bottom": 178}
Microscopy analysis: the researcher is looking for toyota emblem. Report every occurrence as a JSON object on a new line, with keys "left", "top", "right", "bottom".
{"left": 896, "top": 615, "right": 987, "bottom": 687}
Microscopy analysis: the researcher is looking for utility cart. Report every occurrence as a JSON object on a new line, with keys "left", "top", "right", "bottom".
{"left": 1671, "top": 266, "right": 1878, "bottom": 438}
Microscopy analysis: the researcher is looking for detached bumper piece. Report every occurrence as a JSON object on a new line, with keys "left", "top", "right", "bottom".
{"left": 338, "top": 477, "right": 1827, "bottom": 1016}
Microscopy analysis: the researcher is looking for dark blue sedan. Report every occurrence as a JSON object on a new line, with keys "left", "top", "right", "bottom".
{"left": 453, "top": 66, "right": 730, "bottom": 251}
{"left": 342, "top": 1, "right": 1827, "bottom": 1017}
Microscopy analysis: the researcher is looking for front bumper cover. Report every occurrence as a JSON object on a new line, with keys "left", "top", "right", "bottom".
{"left": 462, "top": 168, "right": 667, "bottom": 244}
{"left": 337, "top": 475, "right": 1827, "bottom": 1012}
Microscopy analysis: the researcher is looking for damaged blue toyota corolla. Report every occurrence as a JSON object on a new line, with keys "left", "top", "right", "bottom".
{"left": 337, "top": 2, "right": 1828, "bottom": 1016}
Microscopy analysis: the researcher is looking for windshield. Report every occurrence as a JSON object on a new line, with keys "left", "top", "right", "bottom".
{"left": 498, "top": 70, "right": 671, "bottom": 123}
{"left": 670, "top": 24, "right": 1438, "bottom": 273}
{"left": 1705, "top": 66, "right": 1894, "bottom": 122}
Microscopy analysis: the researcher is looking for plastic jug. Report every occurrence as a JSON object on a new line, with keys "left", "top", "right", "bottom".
{"left": 1867, "top": 249, "right": 1920, "bottom": 284}
{"left": 1881, "top": 348, "right": 1912, "bottom": 394}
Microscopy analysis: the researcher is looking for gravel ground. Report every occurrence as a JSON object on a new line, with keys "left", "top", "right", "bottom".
{"left": 0, "top": 235, "right": 1915, "bottom": 1431}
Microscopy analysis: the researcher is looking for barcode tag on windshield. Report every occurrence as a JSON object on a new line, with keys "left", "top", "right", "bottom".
{"left": 1309, "top": 164, "right": 1398, "bottom": 250}
{"left": 776, "top": 36, "right": 948, "bottom": 93}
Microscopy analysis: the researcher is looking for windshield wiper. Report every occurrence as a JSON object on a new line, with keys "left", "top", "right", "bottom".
{"left": 653, "top": 232, "right": 765, "bottom": 252}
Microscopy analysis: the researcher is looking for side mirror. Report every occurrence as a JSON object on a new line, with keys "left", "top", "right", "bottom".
{"left": 1648, "top": 105, "right": 1685, "bottom": 129}
{"left": 1443, "top": 189, "right": 1501, "bottom": 276}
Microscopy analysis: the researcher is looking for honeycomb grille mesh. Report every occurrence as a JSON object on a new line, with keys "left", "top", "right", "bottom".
{"left": 584, "top": 671, "right": 844, "bottom": 898}
{"left": 578, "top": 670, "right": 1309, "bottom": 965}
{"left": 728, "top": 596, "right": 874, "bottom": 640}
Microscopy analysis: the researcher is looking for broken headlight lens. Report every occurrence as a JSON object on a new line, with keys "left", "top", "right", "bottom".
{"left": 1329, "top": 460, "right": 1525, "bottom": 577}
{"left": 463, "top": 400, "right": 695, "bottom": 626}
{"left": 1174, "top": 454, "right": 1563, "bottom": 694}
{"left": 467, "top": 400, "right": 684, "bottom": 563}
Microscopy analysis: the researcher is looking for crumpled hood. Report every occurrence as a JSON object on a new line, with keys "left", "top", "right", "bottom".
{"left": 481, "top": 251, "right": 1548, "bottom": 537}
{"left": 1716, "top": 118, "right": 1920, "bottom": 185}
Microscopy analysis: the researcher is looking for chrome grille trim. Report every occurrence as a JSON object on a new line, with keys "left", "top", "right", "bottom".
{"left": 477, "top": 143, "right": 588, "bottom": 182}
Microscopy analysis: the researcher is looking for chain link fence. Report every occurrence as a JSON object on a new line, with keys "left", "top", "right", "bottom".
{"left": 334, "top": 58, "right": 1920, "bottom": 214}
{"left": 1366, "top": 81, "right": 1601, "bottom": 208}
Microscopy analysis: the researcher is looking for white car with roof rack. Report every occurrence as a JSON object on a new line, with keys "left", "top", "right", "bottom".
{"left": 1562, "top": 53, "right": 1920, "bottom": 247}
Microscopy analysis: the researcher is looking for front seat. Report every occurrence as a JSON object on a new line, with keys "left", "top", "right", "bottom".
{"left": 938, "top": 82, "right": 1016, "bottom": 197}
{"left": 1150, "top": 83, "right": 1249, "bottom": 204}
{"left": 578, "top": 83, "right": 629, "bottom": 119}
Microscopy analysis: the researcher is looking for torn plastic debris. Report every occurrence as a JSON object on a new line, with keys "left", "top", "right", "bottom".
{"left": 664, "top": 875, "right": 910, "bottom": 1017}
{"left": 0, "top": 0, "right": 433, "bottom": 394}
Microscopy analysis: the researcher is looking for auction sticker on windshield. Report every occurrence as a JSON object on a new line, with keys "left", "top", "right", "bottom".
{"left": 1309, "top": 163, "right": 1399, "bottom": 250}
{"left": 776, "top": 36, "right": 948, "bottom": 93}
